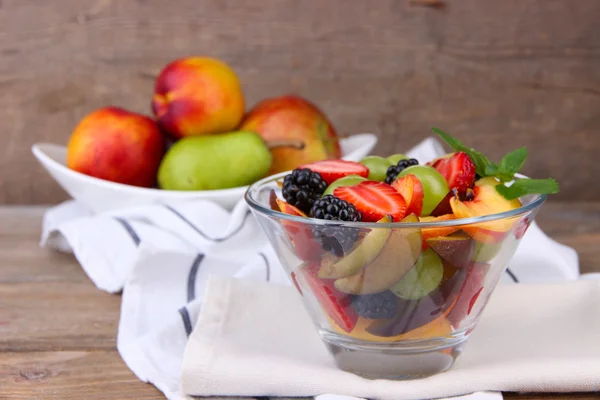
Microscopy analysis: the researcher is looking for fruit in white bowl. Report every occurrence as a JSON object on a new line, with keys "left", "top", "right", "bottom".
{"left": 32, "top": 134, "right": 377, "bottom": 213}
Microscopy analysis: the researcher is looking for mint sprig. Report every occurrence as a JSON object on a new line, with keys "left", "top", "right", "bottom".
{"left": 431, "top": 127, "right": 490, "bottom": 176}
{"left": 431, "top": 127, "right": 560, "bottom": 199}
{"left": 496, "top": 178, "right": 560, "bottom": 200}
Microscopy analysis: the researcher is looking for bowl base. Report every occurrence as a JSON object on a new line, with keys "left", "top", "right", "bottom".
{"left": 320, "top": 330, "right": 468, "bottom": 380}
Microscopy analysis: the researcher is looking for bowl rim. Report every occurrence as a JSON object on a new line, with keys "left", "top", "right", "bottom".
{"left": 244, "top": 171, "right": 547, "bottom": 228}
{"left": 31, "top": 143, "right": 249, "bottom": 197}
{"left": 31, "top": 133, "right": 377, "bottom": 198}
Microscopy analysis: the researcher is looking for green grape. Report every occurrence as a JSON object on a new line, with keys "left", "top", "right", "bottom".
{"left": 398, "top": 165, "right": 449, "bottom": 216}
{"left": 359, "top": 156, "right": 393, "bottom": 182}
{"left": 391, "top": 248, "right": 444, "bottom": 300}
{"left": 323, "top": 174, "right": 368, "bottom": 196}
{"left": 472, "top": 241, "right": 502, "bottom": 263}
{"left": 387, "top": 153, "right": 409, "bottom": 165}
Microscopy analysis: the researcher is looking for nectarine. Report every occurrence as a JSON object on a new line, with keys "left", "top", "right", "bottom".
{"left": 240, "top": 95, "right": 341, "bottom": 175}
{"left": 67, "top": 107, "right": 165, "bottom": 188}
{"left": 152, "top": 57, "right": 245, "bottom": 138}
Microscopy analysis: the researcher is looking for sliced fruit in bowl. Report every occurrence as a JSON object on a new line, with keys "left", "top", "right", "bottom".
{"left": 247, "top": 126, "right": 560, "bottom": 380}
{"left": 429, "top": 151, "right": 476, "bottom": 195}
{"left": 297, "top": 263, "right": 358, "bottom": 333}
{"left": 333, "top": 214, "right": 421, "bottom": 295}
{"left": 299, "top": 159, "right": 370, "bottom": 185}
{"left": 334, "top": 181, "right": 408, "bottom": 223}
{"left": 427, "top": 232, "right": 475, "bottom": 269}
{"left": 397, "top": 165, "right": 449, "bottom": 217}
{"left": 450, "top": 177, "right": 523, "bottom": 243}
{"left": 391, "top": 174, "right": 424, "bottom": 217}
{"left": 317, "top": 216, "right": 392, "bottom": 279}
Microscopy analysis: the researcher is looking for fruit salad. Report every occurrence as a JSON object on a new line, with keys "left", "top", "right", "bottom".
{"left": 269, "top": 128, "right": 559, "bottom": 344}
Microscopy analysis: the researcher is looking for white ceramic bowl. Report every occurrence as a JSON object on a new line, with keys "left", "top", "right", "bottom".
{"left": 32, "top": 133, "right": 377, "bottom": 213}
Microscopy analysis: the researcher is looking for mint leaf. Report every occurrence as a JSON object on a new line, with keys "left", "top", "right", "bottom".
{"left": 485, "top": 163, "right": 514, "bottom": 183}
{"left": 431, "top": 127, "right": 491, "bottom": 176}
{"left": 431, "top": 127, "right": 466, "bottom": 151}
{"left": 495, "top": 178, "right": 560, "bottom": 200}
{"left": 463, "top": 149, "right": 491, "bottom": 178}
{"left": 498, "top": 147, "right": 527, "bottom": 178}
{"left": 432, "top": 127, "right": 559, "bottom": 200}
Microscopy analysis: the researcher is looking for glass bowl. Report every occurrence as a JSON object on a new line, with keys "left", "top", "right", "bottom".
{"left": 245, "top": 172, "right": 546, "bottom": 380}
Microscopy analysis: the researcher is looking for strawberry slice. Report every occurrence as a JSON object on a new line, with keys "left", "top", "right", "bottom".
{"left": 447, "top": 262, "right": 489, "bottom": 327}
{"left": 299, "top": 160, "right": 369, "bottom": 185}
{"left": 514, "top": 217, "right": 531, "bottom": 240}
{"left": 431, "top": 152, "right": 476, "bottom": 193}
{"left": 334, "top": 181, "right": 407, "bottom": 222}
{"left": 299, "top": 264, "right": 357, "bottom": 332}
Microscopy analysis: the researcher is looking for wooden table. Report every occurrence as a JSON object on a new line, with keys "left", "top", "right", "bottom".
{"left": 1, "top": 203, "right": 599, "bottom": 400}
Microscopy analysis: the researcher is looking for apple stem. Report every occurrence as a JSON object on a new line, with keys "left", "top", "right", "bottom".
{"left": 266, "top": 139, "right": 306, "bottom": 150}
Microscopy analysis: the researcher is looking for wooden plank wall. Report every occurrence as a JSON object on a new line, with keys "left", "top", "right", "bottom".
{"left": 0, "top": 0, "right": 598, "bottom": 204}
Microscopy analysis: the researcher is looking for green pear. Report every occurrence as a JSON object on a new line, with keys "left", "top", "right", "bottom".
{"left": 158, "top": 130, "right": 274, "bottom": 191}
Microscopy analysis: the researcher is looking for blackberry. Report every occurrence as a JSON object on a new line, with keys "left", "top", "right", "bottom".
{"left": 352, "top": 291, "right": 398, "bottom": 319}
{"left": 310, "top": 195, "right": 362, "bottom": 257}
{"left": 385, "top": 158, "right": 419, "bottom": 184}
{"left": 282, "top": 168, "right": 328, "bottom": 214}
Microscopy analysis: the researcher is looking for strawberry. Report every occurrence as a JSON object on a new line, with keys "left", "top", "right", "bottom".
{"left": 299, "top": 263, "right": 357, "bottom": 332}
{"left": 431, "top": 152, "right": 476, "bottom": 193}
{"left": 447, "top": 262, "right": 489, "bottom": 327}
{"left": 334, "top": 181, "right": 407, "bottom": 222}
{"left": 299, "top": 160, "right": 369, "bottom": 185}
{"left": 290, "top": 271, "right": 303, "bottom": 296}
{"left": 514, "top": 217, "right": 531, "bottom": 240}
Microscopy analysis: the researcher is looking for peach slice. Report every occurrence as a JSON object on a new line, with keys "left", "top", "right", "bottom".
{"left": 450, "top": 177, "right": 522, "bottom": 243}
{"left": 275, "top": 198, "right": 307, "bottom": 217}
{"left": 427, "top": 232, "right": 475, "bottom": 269}
{"left": 392, "top": 174, "right": 424, "bottom": 217}
{"left": 419, "top": 214, "right": 460, "bottom": 250}
{"left": 334, "top": 314, "right": 453, "bottom": 343}
{"left": 273, "top": 197, "right": 322, "bottom": 262}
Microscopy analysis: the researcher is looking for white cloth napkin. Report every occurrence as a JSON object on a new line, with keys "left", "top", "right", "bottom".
{"left": 182, "top": 276, "right": 600, "bottom": 400}
{"left": 40, "top": 137, "right": 580, "bottom": 400}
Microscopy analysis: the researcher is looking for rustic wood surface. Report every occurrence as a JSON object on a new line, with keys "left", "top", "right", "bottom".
{"left": 0, "top": 203, "right": 599, "bottom": 399}
{"left": 1, "top": 0, "right": 599, "bottom": 204}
